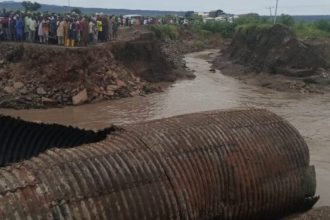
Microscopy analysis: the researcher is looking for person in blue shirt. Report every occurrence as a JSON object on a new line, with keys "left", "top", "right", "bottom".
{"left": 15, "top": 17, "right": 24, "bottom": 42}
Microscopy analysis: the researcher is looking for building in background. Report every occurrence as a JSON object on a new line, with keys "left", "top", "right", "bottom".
{"left": 198, "top": 9, "right": 235, "bottom": 23}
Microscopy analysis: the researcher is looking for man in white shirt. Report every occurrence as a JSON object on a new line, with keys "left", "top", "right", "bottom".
{"left": 29, "top": 16, "right": 37, "bottom": 42}
{"left": 88, "top": 19, "right": 95, "bottom": 43}
{"left": 24, "top": 15, "right": 31, "bottom": 41}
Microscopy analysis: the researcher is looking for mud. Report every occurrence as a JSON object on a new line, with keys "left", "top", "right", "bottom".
{"left": 0, "top": 27, "right": 193, "bottom": 109}
{"left": 285, "top": 206, "right": 330, "bottom": 219}
{"left": 110, "top": 31, "right": 193, "bottom": 82}
{"left": 212, "top": 25, "right": 330, "bottom": 93}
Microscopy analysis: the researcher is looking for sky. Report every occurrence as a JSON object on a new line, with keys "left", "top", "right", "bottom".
{"left": 4, "top": 0, "right": 330, "bottom": 15}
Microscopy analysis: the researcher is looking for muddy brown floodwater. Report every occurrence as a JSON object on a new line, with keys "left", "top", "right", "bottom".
{"left": 1, "top": 50, "right": 329, "bottom": 207}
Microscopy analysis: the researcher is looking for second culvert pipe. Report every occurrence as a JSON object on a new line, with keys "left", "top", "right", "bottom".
{"left": 0, "top": 109, "right": 317, "bottom": 219}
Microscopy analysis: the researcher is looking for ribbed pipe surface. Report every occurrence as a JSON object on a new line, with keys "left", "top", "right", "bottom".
{"left": 0, "top": 109, "right": 316, "bottom": 219}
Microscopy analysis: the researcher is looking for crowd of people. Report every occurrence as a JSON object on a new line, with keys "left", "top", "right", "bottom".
{"left": 0, "top": 13, "right": 124, "bottom": 46}
{"left": 0, "top": 11, "right": 189, "bottom": 46}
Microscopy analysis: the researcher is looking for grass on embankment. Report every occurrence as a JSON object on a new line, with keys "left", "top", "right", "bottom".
{"left": 149, "top": 14, "right": 330, "bottom": 40}
{"left": 149, "top": 24, "right": 180, "bottom": 40}
{"left": 293, "top": 23, "right": 330, "bottom": 38}
{"left": 234, "top": 23, "right": 330, "bottom": 40}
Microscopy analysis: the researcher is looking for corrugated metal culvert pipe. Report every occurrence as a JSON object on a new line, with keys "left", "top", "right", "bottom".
{"left": 0, "top": 109, "right": 317, "bottom": 219}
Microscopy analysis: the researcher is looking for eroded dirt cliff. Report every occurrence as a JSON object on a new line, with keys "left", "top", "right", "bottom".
{"left": 212, "top": 24, "right": 330, "bottom": 93}
{"left": 0, "top": 27, "right": 193, "bottom": 109}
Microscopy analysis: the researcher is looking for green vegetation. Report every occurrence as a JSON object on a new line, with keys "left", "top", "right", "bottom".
{"left": 71, "top": 8, "right": 82, "bottom": 15}
{"left": 150, "top": 24, "right": 179, "bottom": 40}
{"left": 192, "top": 21, "right": 236, "bottom": 38}
{"left": 315, "top": 20, "right": 330, "bottom": 32}
{"left": 233, "top": 13, "right": 330, "bottom": 39}
{"left": 21, "top": 1, "right": 41, "bottom": 12}
{"left": 293, "top": 23, "right": 330, "bottom": 38}
{"left": 237, "top": 14, "right": 330, "bottom": 38}
{"left": 235, "top": 23, "right": 273, "bottom": 33}
{"left": 189, "top": 13, "right": 271, "bottom": 38}
{"left": 191, "top": 13, "right": 330, "bottom": 39}
{"left": 278, "top": 14, "right": 295, "bottom": 27}
{"left": 234, "top": 13, "right": 266, "bottom": 25}
{"left": 150, "top": 13, "right": 330, "bottom": 40}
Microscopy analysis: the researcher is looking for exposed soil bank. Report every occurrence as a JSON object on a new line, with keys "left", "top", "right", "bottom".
{"left": 0, "top": 27, "right": 194, "bottom": 109}
{"left": 110, "top": 32, "right": 193, "bottom": 83}
{"left": 212, "top": 25, "right": 330, "bottom": 93}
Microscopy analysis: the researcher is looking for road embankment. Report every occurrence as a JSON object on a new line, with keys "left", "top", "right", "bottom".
{"left": 0, "top": 28, "right": 194, "bottom": 109}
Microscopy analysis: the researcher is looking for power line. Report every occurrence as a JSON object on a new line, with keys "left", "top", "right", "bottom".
{"left": 279, "top": 4, "right": 330, "bottom": 9}
{"left": 266, "top": 6, "right": 274, "bottom": 17}
{"left": 274, "top": 0, "right": 279, "bottom": 24}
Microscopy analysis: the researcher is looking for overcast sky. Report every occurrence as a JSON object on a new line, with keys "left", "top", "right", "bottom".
{"left": 5, "top": 0, "right": 330, "bottom": 15}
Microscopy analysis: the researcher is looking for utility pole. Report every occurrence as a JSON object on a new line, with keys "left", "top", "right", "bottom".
{"left": 266, "top": 6, "right": 274, "bottom": 17}
{"left": 274, "top": 0, "right": 279, "bottom": 24}
{"left": 266, "top": 6, "right": 274, "bottom": 21}
{"left": 67, "top": 0, "right": 71, "bottom": 13}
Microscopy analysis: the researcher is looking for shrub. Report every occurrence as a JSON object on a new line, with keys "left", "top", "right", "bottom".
{"left": 234, "top": 13, "right": 262, "bottom": 25}
{"left": 279, "top": 14, "right": 295, "bottom": 27}
{"left": 294, "top": 22, "right": 330, "bottom": 38}
{"left": 150, "top": 24, "right": 179, "bottom": 40}
{"left": 193, "top": 21, "right": 236, "bottom": 38}
{"left": 314, "top": 20, "right": 330, "bottom": 32}
{"left": 235, "top": 23, "right": 273, "bottom": 32}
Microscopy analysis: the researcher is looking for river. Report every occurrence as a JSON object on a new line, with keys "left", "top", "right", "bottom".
{"left": 1, "top": 50, "right": 329, "bottom": 207}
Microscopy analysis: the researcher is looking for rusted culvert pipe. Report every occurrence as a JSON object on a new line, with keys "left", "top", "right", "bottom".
{"left": 0, "top": 109, "right": 317, "bottom": 219}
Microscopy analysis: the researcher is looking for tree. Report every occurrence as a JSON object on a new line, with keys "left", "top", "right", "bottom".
{"left": 234, "top": 13, "right": 261, "bottom": 25}
{"left": 21, "top": 1, "right": 41, "bottom": 12}
{"left": 71, "top": 8, "right": 82, "bottom": 15}
{"left": 185, "top": 11, "right": 195, "bottom": 18}
{"left": 190, "top": 14, "right": 203, "bottom": 23}
{"left": 279, "top": 14, "right": 295, "bottom": 27}
{"left": 314, "top": 20, "right": 330, "bottom": 32}
{"left": 215, "top": 9, "right": 225, "bottom": 17}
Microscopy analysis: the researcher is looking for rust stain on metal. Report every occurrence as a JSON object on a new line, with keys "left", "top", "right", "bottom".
{"left": 0, "top": 109, "right": 317, "bottom": 219}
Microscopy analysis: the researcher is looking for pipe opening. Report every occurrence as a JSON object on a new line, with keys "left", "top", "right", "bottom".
{"left": 0, "top": 115, "right": 117, "bottom": 167}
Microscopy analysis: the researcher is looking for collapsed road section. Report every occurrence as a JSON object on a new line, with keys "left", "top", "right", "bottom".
{"left": 0, "top": 28, "right": 194, "bottom": 109}
{"left": 0, "top": 109, "right": 318, "bottom": 219}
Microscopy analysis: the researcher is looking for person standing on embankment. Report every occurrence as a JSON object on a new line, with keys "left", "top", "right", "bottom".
{"left": 97, "top": 17, "right": 103, "bottom": 42}
{"left": 88, "top": 19, "right": 95, "bottom": 44}
{"left": 68, "top": 19, "right": 77, "bottom": 47}
{"left": 29, "top": 16, "right": 37, "bottom": 42}
{"left": 15, "top": 17, "right": 24, "bottom": 42}
{"left": 57, "top": 17, "right": 65, "bottom": 46}
{"left": 63, "top": 18, "right": 69, "bottom": 47}
{"left": 81, "top": 17, "right": 89, "bottom": 46}
{"left": 112, "top": 16, "right": 119, "bottom": 40}
{"left": 24, "top": 14, "right": 30, "bottom": 41}
{"left": 41, "top": 17, "right": 49, "bottom": 44}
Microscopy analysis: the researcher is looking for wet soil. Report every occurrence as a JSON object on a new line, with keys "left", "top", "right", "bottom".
{"left": 284, "top": 206, "right": 330, "bottom": 219}
{"left": 1, "top": 50, "right": 330, "bottom": 218}
{"left": 0, "top": 27, "right": 193, "bottom": 109}
{"left": 212, "top": 25, "right": 330, "bottom": 93}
